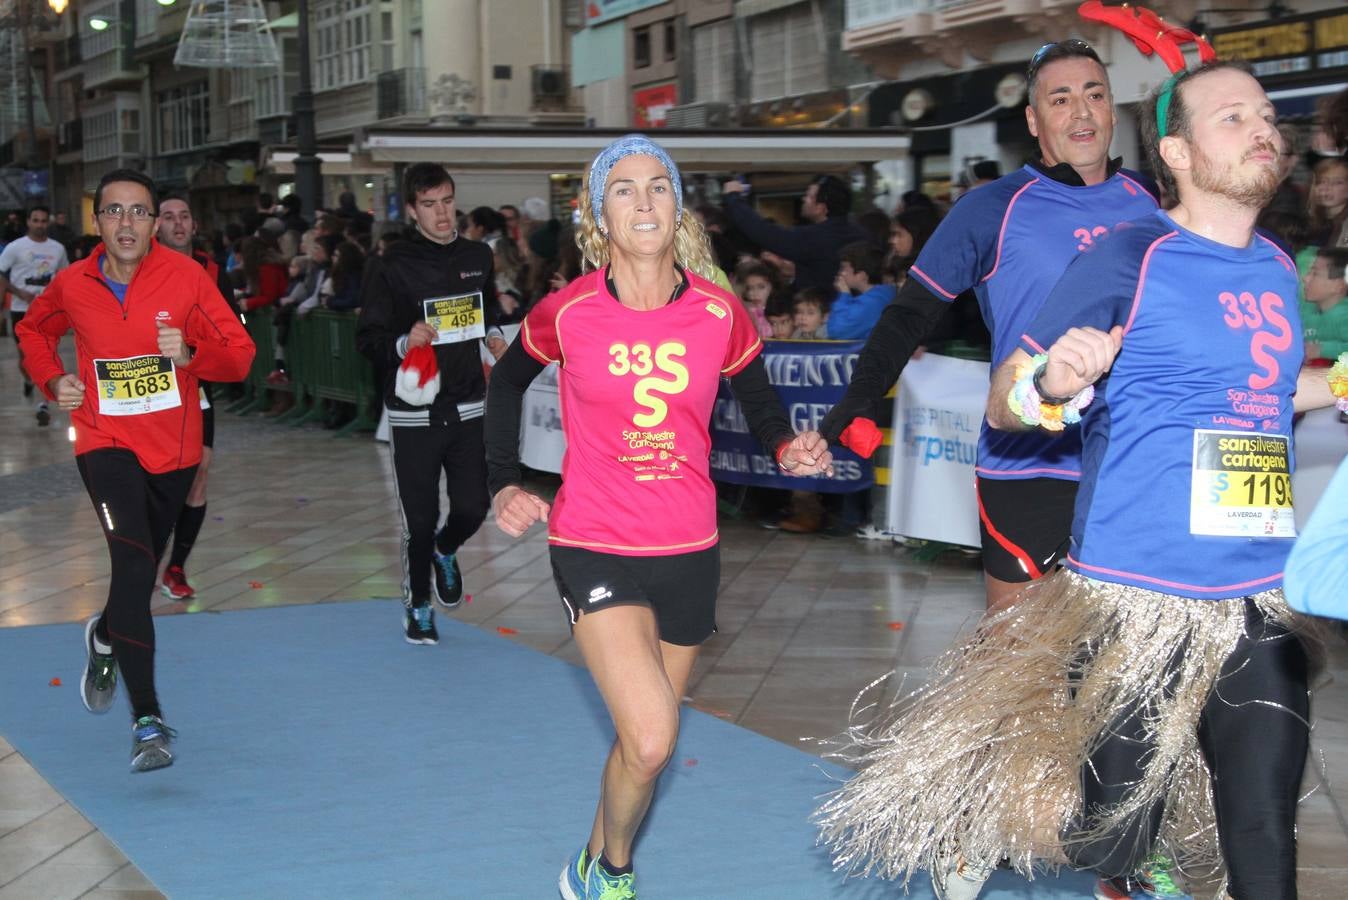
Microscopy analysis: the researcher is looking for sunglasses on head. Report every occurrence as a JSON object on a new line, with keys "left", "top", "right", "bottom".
{"left": 1028, "top": 39, "right": 1098, "bottom": 81}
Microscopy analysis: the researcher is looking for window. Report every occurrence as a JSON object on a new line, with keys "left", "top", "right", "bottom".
{"left": 663, "top": 20, "right": 676, "bottom": 62}
{"left": 749, "top": 5, "right": 827, "bottom": 101}
{"left": 633, "top": 27, "right": 650, "bottom": 69}
{"left": 691, "top": 20, "right": 733, "bottom": 103}
{"left": 256, "top": 35, "right": 300, "bottom": 119}
{"left": 82, "top": 97, "right": 139, "bottom": 163}
{"left": 157, "top": 82, "right": 210, "bottom": 154}
{"left": 57, "top": 81, "right": 79, "bottom": 124}
{"left": 228, "top": 69, "right": 252, "bottom": 105}
{"left": 84, "top": 110, "right": 117, "bottom": 161}
{"left": 135, "top": 0, "right": 161, "bottom": 40}
{"left": 227, "top": 69, "right": 256, "bottom": 135}
{"left": 313, "top": 0, "right": 373, "bottom": 90}
{"left": 381, "top": 10, "right": 394, "bottom": 72}
{"left": 80, "top": 3, "right": 120, "bottom": 61}
{"left": 494, "top": 65, "right": 512, "bottom": 80}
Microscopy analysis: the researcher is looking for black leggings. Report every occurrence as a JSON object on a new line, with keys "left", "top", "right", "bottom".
{"left": 388, "top": 418, "right": 490, "bottom": 605}
{"left": 77, "top": 449, "right": 196, "bottom": 720}
{"left": 1066, "top": 599, "right": 1309, "bottom": 899}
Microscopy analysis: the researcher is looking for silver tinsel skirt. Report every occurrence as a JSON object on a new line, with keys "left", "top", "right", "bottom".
{"left": 814, "top": 570, "right": 1316, "bottom": 896}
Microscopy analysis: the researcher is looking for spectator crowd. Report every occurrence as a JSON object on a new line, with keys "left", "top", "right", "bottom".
{"left": 4, "top": 84, "right": 1343, "bottom": 533}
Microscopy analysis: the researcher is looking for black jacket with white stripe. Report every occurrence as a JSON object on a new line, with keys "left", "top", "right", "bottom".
{"left": 357, "top": 229, "right": 499, "bottom": 426}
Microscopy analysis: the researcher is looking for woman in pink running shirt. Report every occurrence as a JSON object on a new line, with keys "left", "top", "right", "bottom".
{"left": 485, "top": 135, "right": 832, "bottom": 899}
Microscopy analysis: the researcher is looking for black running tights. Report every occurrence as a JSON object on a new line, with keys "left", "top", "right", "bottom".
{"left": 388, "top": 419, "right": 490, "bottom": 604}
{"left": 1065, "top": 598, "right": 1309, "bottom": 899}
{"left": 77, "top": 449, "right": 196, "bottom": 720}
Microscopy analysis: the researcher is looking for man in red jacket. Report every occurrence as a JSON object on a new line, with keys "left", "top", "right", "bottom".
{"left": 17, "top": 169, "right": 255, "bottom": 772}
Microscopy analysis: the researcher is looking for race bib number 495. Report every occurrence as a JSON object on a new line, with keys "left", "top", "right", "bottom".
{"left": 94, "top": 355, "right": 181, "bottom": 417}
{"left": 1190, "top": 429, "right": 1294, "bottom": 538}
{"left": 423, "top": 293, "right": 485, "bottom": 345}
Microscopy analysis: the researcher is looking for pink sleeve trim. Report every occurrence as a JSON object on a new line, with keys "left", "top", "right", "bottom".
{"left": 975, "top": 465, "right": 1081, "bottom": 479}
{"left": 909, "top": 265, "right": 957, "bottom": 300}
{"left": 980, "top": 179, "right": 1039, "bottom": 284}
{"left": 1122, "top": 232, "right": 1177, "bottom": 336}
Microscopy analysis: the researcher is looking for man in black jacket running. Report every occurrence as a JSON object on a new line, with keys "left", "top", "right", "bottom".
{"left": 357, "top": 163, "right": 500, "bottom": 645}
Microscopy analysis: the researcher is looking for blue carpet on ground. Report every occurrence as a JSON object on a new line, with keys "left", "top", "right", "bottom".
{"left": 0, "top": 601, "right": 1100, "bottom": 898}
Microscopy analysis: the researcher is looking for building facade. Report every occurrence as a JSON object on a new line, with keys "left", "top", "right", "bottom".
{"left": 32, "top": 0, "right": 587, "bottom": 236}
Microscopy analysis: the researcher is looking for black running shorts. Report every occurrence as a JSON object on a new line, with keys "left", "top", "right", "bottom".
{"left": 549, "top": 544, "right": 720, "bottom": 647}
{"left": 200, "top": 383, "right": 215, "bottom": 448}
{"left": 975, "top": 476, "right": 1076, "bottom": 583}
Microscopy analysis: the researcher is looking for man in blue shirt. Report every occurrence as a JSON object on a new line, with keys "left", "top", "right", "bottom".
{"left": 821, "top": 39, "right": 1157, "bottom": 611}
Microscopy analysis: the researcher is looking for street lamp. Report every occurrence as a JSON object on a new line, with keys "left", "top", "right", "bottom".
{"left": 292, "top": 0, "right": 323, "bottom": 216}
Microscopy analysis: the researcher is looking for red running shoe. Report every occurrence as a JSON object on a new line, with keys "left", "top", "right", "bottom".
{"left": 162, "top": 565, "right": 195, "bottom": 600}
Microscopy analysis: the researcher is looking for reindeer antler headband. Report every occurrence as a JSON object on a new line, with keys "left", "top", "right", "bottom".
{"left": 1077, "top": 1, "right": 1219, "bottom": 137}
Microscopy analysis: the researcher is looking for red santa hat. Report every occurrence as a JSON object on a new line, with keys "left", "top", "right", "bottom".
{"left": 396, "top": 344, "right": 440, "bottom": 407}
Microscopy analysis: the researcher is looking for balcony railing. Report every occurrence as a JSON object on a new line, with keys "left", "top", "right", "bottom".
{"left": 376, "top": 68, "right": 426, "bottom": 120}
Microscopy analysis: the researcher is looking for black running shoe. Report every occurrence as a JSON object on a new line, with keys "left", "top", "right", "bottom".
{"left": 431, "top": 551, "right": 463, "bottom": 610}
{"left": 404, "top": 604, "right": 439, "bottom": 645}
{"left": 36, "top": 404, "right": 50, "bottom": 427}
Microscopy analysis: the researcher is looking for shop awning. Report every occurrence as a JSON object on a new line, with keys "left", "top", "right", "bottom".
{"left": 360, "top": 128, "right": 909, "bottom": 173}
{"left": 263, "top": 150, "right": 388, "bottom": 176}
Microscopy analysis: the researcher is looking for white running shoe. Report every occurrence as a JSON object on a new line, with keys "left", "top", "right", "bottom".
{"left": 932, "top": 854, "right": 994, "bottom": 900}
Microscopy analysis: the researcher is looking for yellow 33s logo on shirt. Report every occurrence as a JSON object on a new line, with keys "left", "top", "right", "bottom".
{"left": 608, "top": 341, "right": 688, "bottom": 427}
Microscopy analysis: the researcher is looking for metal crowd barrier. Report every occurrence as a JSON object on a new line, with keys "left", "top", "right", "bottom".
{"left": 227, "top": 307, "right": 379, "bottom": 437}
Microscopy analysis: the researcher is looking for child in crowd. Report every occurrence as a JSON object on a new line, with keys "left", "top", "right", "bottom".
{"left": 766, "top": 288, "right": 796, "bottom": 340}
{"left": 283, "top": 254, "right": 310, "bottom": 301}
{"left": 1302, "top": 246, "right": 1348, "bottom": 363}
{"left": 791, "top": 288, "right": 830, "bottom": 340}
{"left": 734, "top": 260, "right": 777, "bottom": 339}
{"left": 828, "top": 241, "right": 895, "bottom": 340}
{"left": 778, "top": 287, "right": 831, "bottom": 532}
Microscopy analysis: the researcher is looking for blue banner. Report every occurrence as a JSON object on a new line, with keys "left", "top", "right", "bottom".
{"left": 709, "top": 339, "right": 873, "bottom": 493}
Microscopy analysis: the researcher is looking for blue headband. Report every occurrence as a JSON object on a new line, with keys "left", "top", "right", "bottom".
{"left": 587, "top": 134, "right": 683, "bottom": 230}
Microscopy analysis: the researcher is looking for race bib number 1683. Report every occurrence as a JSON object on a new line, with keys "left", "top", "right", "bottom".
{"left": 94, "top": 355, "right": 181, "bottom": 417}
